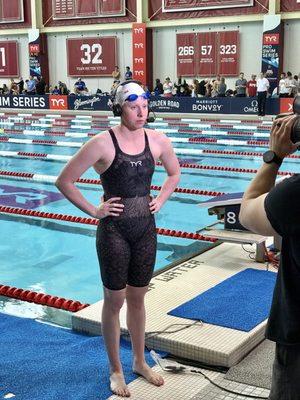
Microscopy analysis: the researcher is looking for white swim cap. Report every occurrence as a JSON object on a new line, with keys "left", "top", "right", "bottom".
{"left": 114, "top": 82, "right": 147, "bottom": 106}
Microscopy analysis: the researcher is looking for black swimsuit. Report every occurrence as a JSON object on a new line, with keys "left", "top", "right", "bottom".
{"left": 96, "top": 129, "right": 157, "bottom": 290}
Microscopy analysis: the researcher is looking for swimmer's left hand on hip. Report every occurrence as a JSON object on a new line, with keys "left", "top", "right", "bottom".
{"left": 149, "top": 197, "right": 163, "bottom": 214}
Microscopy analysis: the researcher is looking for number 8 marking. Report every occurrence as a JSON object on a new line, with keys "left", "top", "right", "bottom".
{"left": 226, "top": 211, "right": 236, "bottom": 224}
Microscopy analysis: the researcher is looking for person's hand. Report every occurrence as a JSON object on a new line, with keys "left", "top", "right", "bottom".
{"left": 270, "top": 114, "right": 298, "bottom": 159}
{"left": 94, "top": 197, "right": 124, "bottom": 219}
{"left": 149, "top": 197, "right": 163, "bottom": 214}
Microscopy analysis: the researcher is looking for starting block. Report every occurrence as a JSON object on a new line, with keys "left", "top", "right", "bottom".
{"left": 199, "top": 192, "right": 268, "bottom": 262}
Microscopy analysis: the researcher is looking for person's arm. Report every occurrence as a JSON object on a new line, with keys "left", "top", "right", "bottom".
{"left": 55, "top": 134, "right": 124, "bottom": 219}
{"left": 239, "top": 115, "right": 297, "bottom": 235}
{"left": 265, "top": 78, "right": 270, "bottom": 91}
{"left": 149, "top": 133, "right": 181, "bottom": 213}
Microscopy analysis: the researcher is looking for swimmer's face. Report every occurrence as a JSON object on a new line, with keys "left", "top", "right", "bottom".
{"left": 121, "top": 96, "right": 148, "bottom": 130}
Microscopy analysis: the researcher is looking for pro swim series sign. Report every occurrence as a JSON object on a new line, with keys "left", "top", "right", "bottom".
{"left": 0, "top": 95, "right": 48, "bottom": 109}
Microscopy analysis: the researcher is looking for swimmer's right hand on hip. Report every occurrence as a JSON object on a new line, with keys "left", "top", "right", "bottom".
{"left": 94, "top": 197, "right": 124, "bottom": 219}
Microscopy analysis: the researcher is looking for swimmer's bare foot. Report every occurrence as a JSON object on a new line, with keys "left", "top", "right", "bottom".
{"left": 110, "top": 372, "right": 131, "bottom": 397}
{"left": 133, "top": 361, "right": 164, "bottom": 386}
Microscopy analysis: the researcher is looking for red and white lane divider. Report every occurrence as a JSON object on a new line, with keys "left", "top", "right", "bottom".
{"left": 0, "top": 146, "right": 265, "bottom": 161}
{"left": 178, "top": 128, "right": 269, "bottom": 138}
{"left": 109, "top": 118, "right": 271, "bottom": 133}
{"left": 0, "top": 169, "right": 224, "bottom": 197}
{"left": 0, "top": 136, "right": 81, "bottom": 148}
{"left": 0, "top": 150, "right": 70, "bottom": 162}
{"left": 0, "top": 205, "right": 218, "bottom": 242}
{"left": 2, "top": 129, "right": 269, "bottom": 148}
{"left": 0, "top": 136, "right": 270, "bottom": 154}
{"left": 169, "top": 135, "right": 268, "bottom": 145}
{"left": 0, "top": 284, "right": 90, "bottom": 312}
{"left": 0, "top": 150, "right": 296, "bottom": 175}
{"left": 3, "top": 111, "right": 273, "bottom": 126}
{"left": 202, "top": 149, "right": 300, "bottom": 160}
{"left": 155, "top": 161, "right": 294, "bottom": 176}
{"left": 3, "top": 128, "right": 95, "bottom": 138}
{"left": 3, "top": 138, "right": 292, "bottom": 161}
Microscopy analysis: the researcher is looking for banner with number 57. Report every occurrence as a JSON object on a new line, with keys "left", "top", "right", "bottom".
{"left": 197, "top": 32, "right": 217, "bottom": 76}
{"left": 67, "top": 37, "right": 117, "bottom": 76}
{"left": 176, "top": 31, "right": 239, "bottom": 77}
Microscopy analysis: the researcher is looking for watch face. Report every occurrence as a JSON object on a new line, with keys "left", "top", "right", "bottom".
{"left": 263, "top": 151, "right": 274, "bottom": 163}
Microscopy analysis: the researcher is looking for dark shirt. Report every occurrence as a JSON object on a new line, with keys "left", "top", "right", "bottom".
{"left": 235, "top": 78, "right": 247, "bottom": 95}
{"left": 36, "top": 79, "right": 46, "bottom": 95}
{"left": 218, "top": 83, "right": 227, "bottom": 95}
{"left": 16, "top": 80, "right": 24, "bottom": 93}
{"left": 154, "top": 83, "right": 163, "bottom": 95}
{"left": 198, "top": 80, "right": 206, "bottom": 96}
{"left": 125, "top": 70, "right": 133, "bottom": 80}
{"left": 264, "top": 175, "right": 300, "bottom": 344}
{"left": 75, "top": 80, "right": 86, "bottom": 91}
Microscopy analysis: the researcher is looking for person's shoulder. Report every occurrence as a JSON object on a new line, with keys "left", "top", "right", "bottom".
{"left": 87, "top": 130, "right": 112, "bottom": 149}
{"left": 145, "top": 128, "right": 170, "bottom": 145}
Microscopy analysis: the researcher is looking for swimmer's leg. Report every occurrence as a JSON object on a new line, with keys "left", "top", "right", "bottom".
{"left": 126, "top": 285, "right": 164, "bottom": 387}
{"left": 97, "top": 220, "right": 132, "bottom": 395}
{"left": 126, "top": 217, "right": 163, "bottom": 386}
{"left": 102, "top": 287, "right": 131, "bottom": 397}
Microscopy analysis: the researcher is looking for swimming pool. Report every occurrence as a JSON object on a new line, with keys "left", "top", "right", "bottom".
{"left": 0, "top": 112, "right": 298, "bottom": 320}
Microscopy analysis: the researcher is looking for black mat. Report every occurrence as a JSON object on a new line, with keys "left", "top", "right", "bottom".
{"left": 225, "top": 339, "right": 275, "bottom": 389}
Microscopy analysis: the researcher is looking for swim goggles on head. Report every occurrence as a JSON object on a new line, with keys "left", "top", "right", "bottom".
{"left": 125, "top": 92, "right": 150, "bottom": 102}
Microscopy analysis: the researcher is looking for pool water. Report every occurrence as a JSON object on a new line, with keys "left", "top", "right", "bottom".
{"left": 0, "top": 114, "right": 298, "bottom": 317}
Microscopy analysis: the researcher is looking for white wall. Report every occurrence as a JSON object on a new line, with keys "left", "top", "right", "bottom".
{"left": 0, "top": 35, "right": 29, "bottom": 87}
{"left": 152, "top": 21, "right": 263, "bottom": 91}
{"left": 47, "top": 30, "right": 132, "bottom": 94}
{"left": 283, "top": 20, "right": 300, "bottom": 75}
{"left": 0, "top": 18, "right": 299, "bottom": 92}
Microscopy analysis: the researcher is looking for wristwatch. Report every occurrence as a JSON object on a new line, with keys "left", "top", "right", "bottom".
{"left": 263, "top": 150, "right": 283, "bottom": 167}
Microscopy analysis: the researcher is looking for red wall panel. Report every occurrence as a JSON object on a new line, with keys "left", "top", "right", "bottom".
{"left": 132, "top": 23, "right": 147, "bottom": 84}
{"left": 0, "top": 0, "right": 23, "bottom": 22}
{"left": 0, "top": 41, "right": 19, "bottom": 77}
{"left": 101, "top": 0, "right": 124, "bottom": 15}
{"left": 197, "top": 32, "right": 217, "bottom": 76}
{"left": 76, "top": 0, "right": 98, "bottom": 17}
{"left": 176, "top": 33, "right": 196, "bottom": 77}
{"left": 0, "top": 0, "right": 31, "bottom": 28}
{"left": 176, "top": 31, "right": 239, "bottom": 77}
{"left": 149, "top": 0, "right": 268, "bottom": 20}
{"left": 67, "top": 37, "right": 117, "bottom": 76}
{"left": 163, "top": 0, "right": 253, "bottom": 12}
{"left": 217, "top": 31, "right": 239, "bottom": 76}
{"left": 280, "top": 0, "right": 300, "bottom": 11}
{"left": 46, "top": 0, "right": 131, "bottom": 25}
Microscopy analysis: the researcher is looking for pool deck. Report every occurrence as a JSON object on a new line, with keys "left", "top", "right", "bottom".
{"left": 1, "top": 110, "right": 276, "bottom": 399}
{"left": 73, "top": 241, "right": 275, "bottom": 399}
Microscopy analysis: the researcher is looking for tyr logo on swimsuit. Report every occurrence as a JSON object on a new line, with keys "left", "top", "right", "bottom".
{"left": 130, "top": 161, "right": 142, "bottom": 167}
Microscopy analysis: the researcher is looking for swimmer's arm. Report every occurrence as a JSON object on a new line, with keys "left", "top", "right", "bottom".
{"left": 155, "top": 134, "right": 181, "bottom": 206}
{"left": 55, "top": 136, "right": 104, "bottom": 217}
{"left": 239, "top": 163, "right": 278, "bottom": 236}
